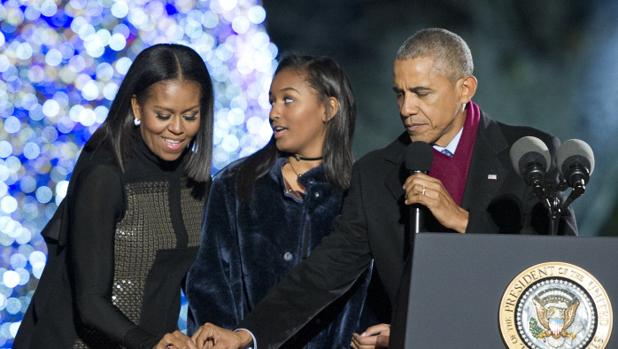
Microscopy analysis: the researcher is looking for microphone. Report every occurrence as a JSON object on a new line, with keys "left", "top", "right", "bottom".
{"left": 556, "top": 139, "right": 595, "bottom": 208}
{"left": 557, "top": 139, "right": 595, "bottom": 190}
{"left": 509, "top": 136, "right": 551, "bottom": 199}
{"left": 404, "top": 142, "right": 433, "bottom": 234}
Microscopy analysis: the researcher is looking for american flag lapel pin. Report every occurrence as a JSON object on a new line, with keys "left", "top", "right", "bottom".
{"left": 488, "top": 174, "right": 497, "bottom": 180}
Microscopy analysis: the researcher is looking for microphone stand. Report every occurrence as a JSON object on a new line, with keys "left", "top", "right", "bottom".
{"left": 545, "top": 194, "right": 562, "bottom": 236}
{"left": 526, "top": 165, "right": 564, "bottom": 235}
{"left": 561, "top": 164, "right": 589, "bottom": 211}
{"left": 548, "top": 164, "right": 590, "bottom": 234}
{"left": 562, "top": 185, "right": 585, "bottom": 211}
{"left": 539, "top": 179, "right": 585, "bottom": 236}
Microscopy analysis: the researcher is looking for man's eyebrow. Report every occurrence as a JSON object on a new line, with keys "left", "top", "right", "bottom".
{"left": 410, "top": 86, "right": 432, "bottom": 93}
{"left": 392, "top": 86, "right": 432, "bottom": 93}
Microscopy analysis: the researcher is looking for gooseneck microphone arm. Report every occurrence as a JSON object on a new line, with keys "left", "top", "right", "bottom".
{"left": 546, "top": 196, "right": 563, "bottom": 236}
{"left": 522, "top": 160, "right": 549, "bottom": 202}
{"left": 560, "top": 163, "right": 589, "bottom": 210}
{"left": 523, "top": 161, "right": 562, "bottom": 234}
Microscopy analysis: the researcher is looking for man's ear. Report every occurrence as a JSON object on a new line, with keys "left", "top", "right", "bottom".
{"left": 322, "top": 97, "right": 339, "bottom": 123}
{"left": 458, "top": 75, "right": 478, "bottom": 104}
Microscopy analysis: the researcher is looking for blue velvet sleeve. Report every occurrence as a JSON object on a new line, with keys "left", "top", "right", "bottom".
{"left": 186, "top": 172, "right": 244, "bottom": 333}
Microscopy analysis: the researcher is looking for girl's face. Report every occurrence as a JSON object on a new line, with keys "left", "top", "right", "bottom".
{"left": 131, "top": 79, "right": 201, "bottom": 161}
{"left": 268, "top": 69, "right": 332, "bottom": 157}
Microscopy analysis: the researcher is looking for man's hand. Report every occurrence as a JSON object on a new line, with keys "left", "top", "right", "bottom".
{"left": 153, "top": 330, "right": 197, "bottom": 349}
{"left": 351, "top": 323, "right": 390, "bottom": 349}
{"left": 403, "top": 172, "right": 469, "bottom": 233}
{"left": 191, "top": 323, "right": 252, "bottom": 349}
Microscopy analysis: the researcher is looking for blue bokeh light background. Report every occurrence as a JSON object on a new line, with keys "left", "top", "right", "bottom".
{"left": 0, "top": 0, "right": 276, "bottom": 346}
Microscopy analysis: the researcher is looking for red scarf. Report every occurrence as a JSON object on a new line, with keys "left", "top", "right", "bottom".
{"left": 429, "top": 101, "right": 481, "bottom": 205}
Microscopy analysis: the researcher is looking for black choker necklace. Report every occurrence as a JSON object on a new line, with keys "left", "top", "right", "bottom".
{"left": 294, "top": 154, "right": 323, "bottom": 161}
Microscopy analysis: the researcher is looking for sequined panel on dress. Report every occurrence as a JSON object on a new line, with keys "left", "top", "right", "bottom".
{"left": 73, "top": 181, "right": 176, "bottom": 348}
{"left": 181, "top": 178, "right": 205, "bottom": 247}
{"left": 113, "top": 181, "right": 177, "bottom": 322}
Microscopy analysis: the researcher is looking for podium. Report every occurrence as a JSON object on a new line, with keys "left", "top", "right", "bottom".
{"left": 391, "top": 233, "right": 616, "bottom": 348}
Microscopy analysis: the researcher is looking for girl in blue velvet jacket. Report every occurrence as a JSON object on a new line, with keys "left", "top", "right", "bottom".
{"left": 186, "top": 55, "right": 372, "bottom": 348}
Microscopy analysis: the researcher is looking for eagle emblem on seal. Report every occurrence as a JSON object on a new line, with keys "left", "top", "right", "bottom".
{"left": 530, "top": 290, "right": 580, "bottom": 340}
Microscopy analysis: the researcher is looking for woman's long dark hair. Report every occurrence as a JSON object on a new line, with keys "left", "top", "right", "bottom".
{"left": 88, "top": 43, "right": 214, "bottom": 182}
{"left": 238, "top": 54, "right": 356, "bottom": 200}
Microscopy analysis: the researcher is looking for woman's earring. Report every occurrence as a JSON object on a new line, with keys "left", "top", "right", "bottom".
{"left": 134, "top": 118, "right": 141, "bottom": 126}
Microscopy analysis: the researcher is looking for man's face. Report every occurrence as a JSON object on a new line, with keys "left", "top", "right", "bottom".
{"left": 393, "top": 57, "right": 469, "bottom": 146}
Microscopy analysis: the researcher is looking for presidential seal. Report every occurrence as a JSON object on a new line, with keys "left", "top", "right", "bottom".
{"left": 499, "top": 262, "right": 612, "bottom": 349}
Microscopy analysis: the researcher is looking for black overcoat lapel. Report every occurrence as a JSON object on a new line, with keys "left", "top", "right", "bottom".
{"left": 461, "top": 113, "right": 511, "bottom": 228}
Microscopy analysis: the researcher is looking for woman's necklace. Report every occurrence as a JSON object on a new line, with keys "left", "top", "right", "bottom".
{"left": 288, "top": 159, "right": 303, "bottom": 177}
{"left": 288, "top": 153, "right": 323, "bottom": 178}
{"left": 294, "top": 154, "right": 323, "bottom": 161}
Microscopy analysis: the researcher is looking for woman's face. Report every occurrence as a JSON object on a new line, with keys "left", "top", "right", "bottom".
{"left": 131, "top": 79, "right": 201, "bottom": 161}
{"left": 268, "top": 69, "right": 332, "bottom": 157}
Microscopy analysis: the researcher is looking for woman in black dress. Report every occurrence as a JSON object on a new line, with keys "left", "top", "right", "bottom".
{"left": 14, "top": 43, "right": 213, "bottom": 349}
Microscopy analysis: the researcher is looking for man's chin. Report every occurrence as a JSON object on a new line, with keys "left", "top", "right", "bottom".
{"left": 407, "top": 133, "right": 434, "bottom": 144}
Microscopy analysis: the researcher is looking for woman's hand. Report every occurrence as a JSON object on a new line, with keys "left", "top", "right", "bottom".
{"left": 191, "top": 323, "right": 252, "bottom": 349}
{"left": 153, "top": 330, "right": 197, "bottom": 349}
{"left": 351, "top": 323, "right": 390, "bottom": 349}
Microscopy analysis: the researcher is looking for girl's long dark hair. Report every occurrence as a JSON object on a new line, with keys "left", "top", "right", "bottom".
{"left": 238, "top": 55, "right": 356, "bottom": 200}
{"left": 88, "top": 43, "right": 214, "bottom": 182}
